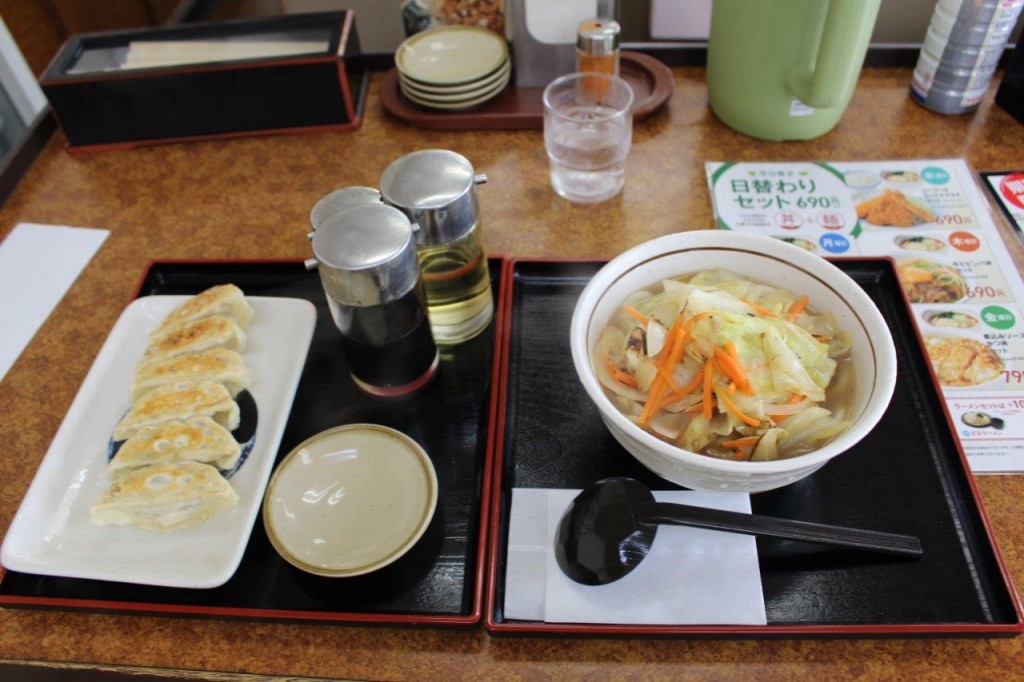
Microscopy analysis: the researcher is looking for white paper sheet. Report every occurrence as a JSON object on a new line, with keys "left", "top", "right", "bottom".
{"left": 504, "top": 488, "right": 768, "bottom": 626}
{"left": 0, "top": 223, "right": 109, "bottom": 381}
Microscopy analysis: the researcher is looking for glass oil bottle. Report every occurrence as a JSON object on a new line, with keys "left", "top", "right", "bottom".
{"left": 379, "top": 149, "right": 493, "bottom": 345}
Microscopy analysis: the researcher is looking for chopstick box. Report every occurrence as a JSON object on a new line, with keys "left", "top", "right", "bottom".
{"left": 39, "top": 12, "right": 367, "bottom": 151}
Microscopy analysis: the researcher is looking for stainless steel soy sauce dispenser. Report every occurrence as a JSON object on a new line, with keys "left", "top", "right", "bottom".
{"left": 379, "top": 150, "right": 493, "bottom": 345}
{"left": 309, "top": 202, "right": 438, "bottom": 398}
{"left": 309, "top": 185, "right": 382, "bottom": 231}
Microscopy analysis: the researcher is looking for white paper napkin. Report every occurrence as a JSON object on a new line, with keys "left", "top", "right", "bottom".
{"left": 504, "top": 487, "right": 768, "bottom": 625}
{"left": 0, "top": 223, "right": 110, "bottom": 381}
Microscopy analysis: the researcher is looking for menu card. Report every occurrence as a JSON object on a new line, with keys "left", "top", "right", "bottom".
{"left": 981, "top": 171, "right": 1024, "bottom": 243}
{"left": 706, "top": 159, "right": 1024, "bottom": 473}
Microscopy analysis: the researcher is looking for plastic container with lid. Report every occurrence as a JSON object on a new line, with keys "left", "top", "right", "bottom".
{"left": 911, "top": 0, "right": 1024, "bottom": 114}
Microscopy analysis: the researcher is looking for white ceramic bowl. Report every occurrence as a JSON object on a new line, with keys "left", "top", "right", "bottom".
{"left": 262, "top": 424, "right": 437, "bottom": 577}
{"left": 569, "top": 231, "right": 897, "bottom": 493}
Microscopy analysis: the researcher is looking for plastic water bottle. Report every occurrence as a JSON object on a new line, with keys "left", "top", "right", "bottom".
{"left": 910, "top": 0, "right": 1024, "bottom": 114}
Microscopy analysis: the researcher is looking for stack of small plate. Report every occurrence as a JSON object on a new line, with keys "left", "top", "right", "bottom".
{"left": 395, "top": 25, "right": 510, "bottom": 111}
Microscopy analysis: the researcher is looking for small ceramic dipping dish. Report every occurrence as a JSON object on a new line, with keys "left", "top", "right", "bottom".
{"left": 263, "top": 424, "right": 437, "bottom": 577}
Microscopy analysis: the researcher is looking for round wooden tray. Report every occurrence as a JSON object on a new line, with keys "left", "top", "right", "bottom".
{"left": 379, "top": 51, "right": 674, "bottom": 130}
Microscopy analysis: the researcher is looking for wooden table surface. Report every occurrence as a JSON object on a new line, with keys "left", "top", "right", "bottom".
{"left": 1, "top": 66, "right": 1024, "bottom": 681}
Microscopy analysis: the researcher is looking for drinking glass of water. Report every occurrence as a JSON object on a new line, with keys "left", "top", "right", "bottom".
{"left": 543, "top": 72, "right": 634, "bottom": 203}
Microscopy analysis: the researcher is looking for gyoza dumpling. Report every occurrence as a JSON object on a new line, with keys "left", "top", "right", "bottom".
{"left": 90, "top": 461, "right": 239, "bottom": 532}
{"left": 138, "top": 315, "right": 246, "bottom": 369}
{"left": 109, "top": 416, "right": 242, "bottom": 478}
{"left": 113, "top": 380, "right": 239, "bottom": 441}
{"left": 129, "top": 348, "right": 251, "bottom": 402}
{"left": 149, "top": 284, "right": 253, "bottom": 340}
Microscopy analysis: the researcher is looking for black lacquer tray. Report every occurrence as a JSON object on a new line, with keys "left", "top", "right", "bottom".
{"left": 0, "top": 259, "right": 506, "bottom": 627}
{"left": 485, "top": 259, "right": 1023, "bottom": 637}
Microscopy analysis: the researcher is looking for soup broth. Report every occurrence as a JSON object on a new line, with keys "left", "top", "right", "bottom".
{"left": 594, "top": 268, "right": 854, "bottom": 462}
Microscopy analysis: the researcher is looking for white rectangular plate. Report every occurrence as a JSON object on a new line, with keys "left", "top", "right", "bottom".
{"left": 0, "top": 295, "right": 317, "bottom": 588}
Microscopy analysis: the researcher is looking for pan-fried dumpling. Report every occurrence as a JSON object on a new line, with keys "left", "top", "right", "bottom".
{"left": 113, "top": 380, "right": 239, "bottom": 441}
{"left": 129, "top": 348, "right": 251, "bottom": 402}
{"left": 149, "top": 284, "right": 253, "bottom": 340}
{"left": 138, "top": 315, "right": 246, "bottom": 368}
{"left": 90, "top": 461, "right": 239, "bottom": 532}
{"left": 109, "top": 416, "right": 242, "bottom": 478}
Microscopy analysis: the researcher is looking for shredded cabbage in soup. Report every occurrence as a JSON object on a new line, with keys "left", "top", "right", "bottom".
{"left": 595, "top": 268, "right": 854, "bottom": 462}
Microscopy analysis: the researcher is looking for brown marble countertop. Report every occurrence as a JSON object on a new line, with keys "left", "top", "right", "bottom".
{"left": 2, "top": 66, "right": 1024, "bottom": 681}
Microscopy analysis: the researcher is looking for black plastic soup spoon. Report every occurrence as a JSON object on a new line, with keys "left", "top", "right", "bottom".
{"left": 555, "top": 477, "right": 924, "bottom": 586}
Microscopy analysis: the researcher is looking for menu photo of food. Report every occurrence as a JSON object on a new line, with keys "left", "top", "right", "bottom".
{"left": 915, "top": 300, "right": 1024, "bottom": 391}
{"left": 922, "top": 309, "right": 981, "bottom": 330}
{"left": 856, "top": 188, "right": 938, "bottom": 228}
{"left": 894, "top": 234, "right": 948, "bottom": 253}
{"left": 772, "top": 235, "right": 818, "bottom": 253}
{"left": 897, "top": 257, "right": 968, "bottom": 304}
{"left": 924, "top": 334, "right": 1005, "bottom": 388}
{"left": 948, "top": 394, "right": 1024, "bottom": 445}
{"left": 960, "top": 409, "right": 1006, "bottom": 430}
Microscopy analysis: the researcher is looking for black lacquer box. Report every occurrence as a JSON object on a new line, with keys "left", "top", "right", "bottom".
{"left": 39, "top": 12, "right": 367, "bottom": 151}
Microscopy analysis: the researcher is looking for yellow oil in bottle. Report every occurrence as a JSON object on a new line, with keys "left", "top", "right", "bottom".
{"left": 418, "top": 226, "right": 493, "bottom": 344}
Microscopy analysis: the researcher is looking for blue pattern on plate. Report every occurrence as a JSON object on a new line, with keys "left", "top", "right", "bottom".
{"left": 107, "top": 389, "right": 259, "bottom": 479}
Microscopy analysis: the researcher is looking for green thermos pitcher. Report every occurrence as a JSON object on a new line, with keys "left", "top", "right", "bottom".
{"left": 707, "top": 0, "right": 881, "bottom": 141}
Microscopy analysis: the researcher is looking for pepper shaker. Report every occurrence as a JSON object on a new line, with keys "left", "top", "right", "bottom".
{"left": 311, "top": 203, "right": 438, "bottom": 397}
{"left": 379, "top": 149, "right": 493, "bottom": 345}
{"left": 577, "top": 18, "right": 621, "bottom": 101}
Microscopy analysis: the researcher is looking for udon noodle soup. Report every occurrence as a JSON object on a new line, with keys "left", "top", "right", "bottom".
{"left": 594, "top": 269, "right": 854, "bottom": 462}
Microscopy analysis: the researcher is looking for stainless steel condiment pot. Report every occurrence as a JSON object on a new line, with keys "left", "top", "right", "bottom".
{"left": 309, "top": 186, "right": 382, "bottom": 231}
{"left": 378, "top": 149, "right": 487, "bottom": 247}
{"left": 311, "top": 203, "right": 421, "bottom": 308}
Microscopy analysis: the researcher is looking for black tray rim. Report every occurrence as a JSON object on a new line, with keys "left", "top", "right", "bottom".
{"left": 484, "top": 256, "right": 1024, "bottom": 638}
{"left": 0, "top": 257, "right": 510, "bottom": 628}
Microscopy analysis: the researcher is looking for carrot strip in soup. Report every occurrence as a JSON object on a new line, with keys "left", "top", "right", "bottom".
{"left": 683, "top": 311, "right": 714, "bottom": 335}
{"left": 606, "top": 358, "right": 639, "bottom": 388}
{"left": 713, "top": 346, "right": 753, "bottom": 395}
{"left": 722, "top": 436, "right": 759, "bottom": 448}
{"left": 655, "top": 364, "right": 680, "bottom": 391}
{"left": 623, "top": 305, "right": 649, "bottom": 326}
{"left": 740, "top": 297, "right": 777, "bottom": 317}
{"left": 701, "top": 358, "right": 715, "bottom": 420}
{"left": 686, "top": 399, "right": 715, "bottom": 414}
{"left": 786, "top": 294, "right": 810, "bottom": 321}
{"left": 639, "top": 314, "right": 684, "bottom": 427}
{"left": 656, "top": 370, "right": 705, "bottom": 411}
{"left": 768, "top": 392, "right": 805, "bottom": 423}
{"left": 725, "top": 341, "right": 741, "bottom": 362}
{"left": 718, "top": 389, "right": 762, "bottom": 427}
